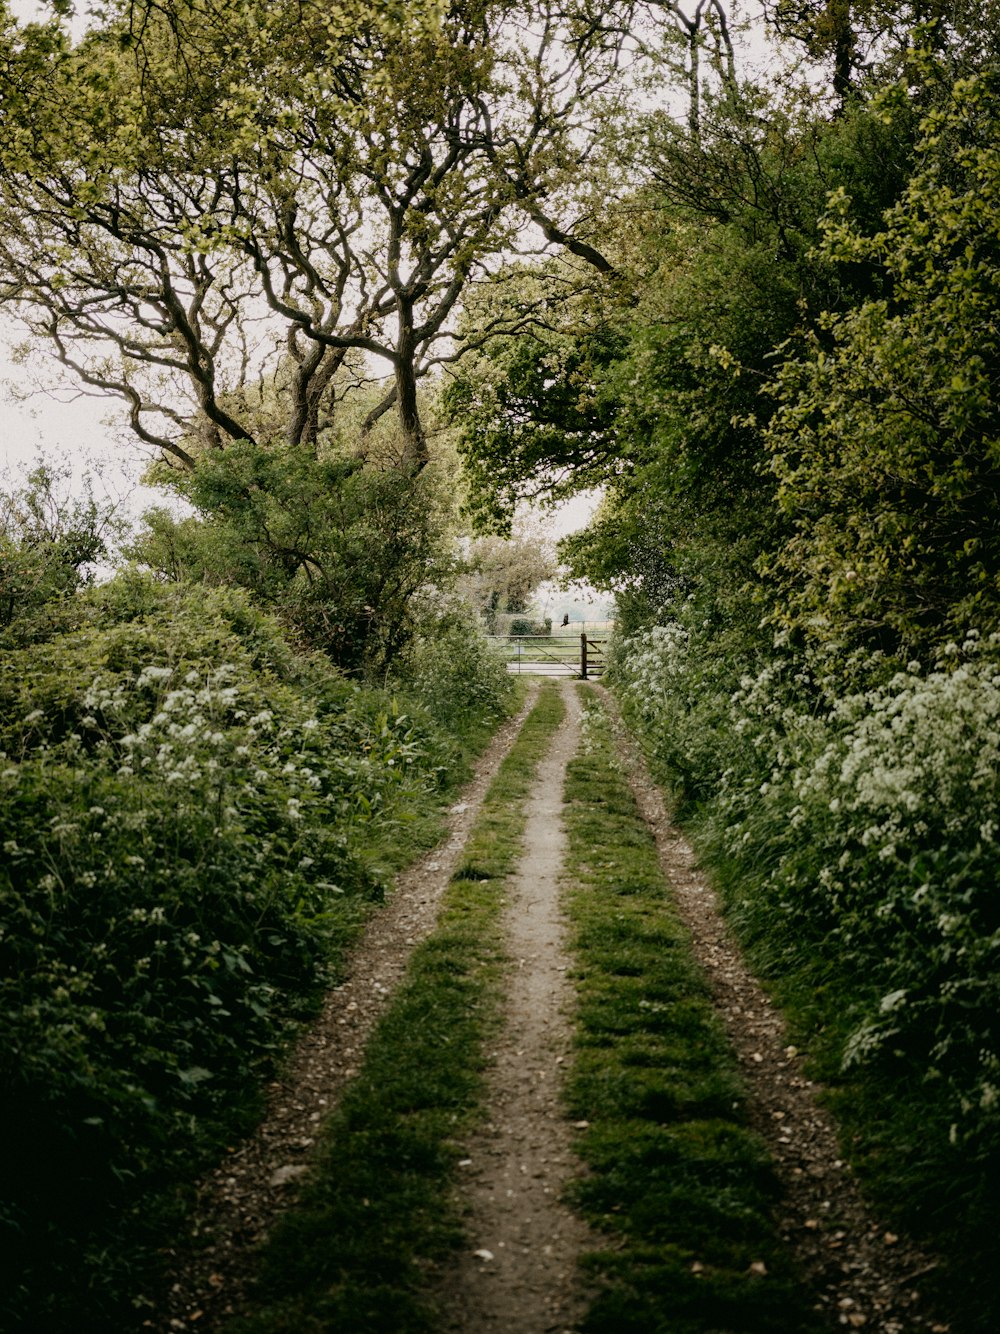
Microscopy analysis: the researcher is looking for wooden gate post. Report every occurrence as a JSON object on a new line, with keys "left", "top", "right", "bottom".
{"left": 580, "top": 632, "right": 588, "bottom": 680}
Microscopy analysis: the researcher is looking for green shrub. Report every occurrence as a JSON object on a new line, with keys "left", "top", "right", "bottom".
{"left": 732, "top": 643, "right": 1000, "bottom": 1133}
{"left": 606, "top": 617, "right": 767, "bottom": 815}
{"left": 0, "top": 573, "right": 508, "bottom": 1331}
{"left": 401, "top": 618, "right": 515, "bottom": 750}
{"left": 132, "top": 442, "right": 456, "bottom": 676}
{"left": 611, "top": 621, "right": 1000, "bottom": 1322}
{"left": 0, "top": 463, "right": 119, "bottom": 645}
{"left": 508, "top": 616, "right": 551, "bottom": 636}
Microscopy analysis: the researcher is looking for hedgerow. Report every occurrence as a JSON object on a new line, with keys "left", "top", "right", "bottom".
{"left": 0, "top": 573, "right": 513, "bottom": 1332}
{"left": 610, "top": 621, "right": 1000, "bottom": 1327}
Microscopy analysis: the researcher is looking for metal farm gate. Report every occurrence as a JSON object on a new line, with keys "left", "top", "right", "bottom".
{"left": 488, "top": 631, "right": 608, "bottom": 679}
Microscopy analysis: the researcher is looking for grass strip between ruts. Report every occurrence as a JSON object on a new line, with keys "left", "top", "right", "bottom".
{"left": 232, "top": 681, "right": 567, "bottom": 1334}
{"left": 561, "top": 688, "right": 815, "bottom": 1334}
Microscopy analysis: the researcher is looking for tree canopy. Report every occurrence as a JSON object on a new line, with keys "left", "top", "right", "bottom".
{"left": 447, "top": 7, "right": 1000, "bottom": 661}
{"left": 762, "top": 61, "right": 1000, "bottom": 654}
{"left": 0, "top": 0, "right": 653, "bottom": 467}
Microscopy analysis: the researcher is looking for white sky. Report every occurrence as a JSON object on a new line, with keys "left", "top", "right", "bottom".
{"left": 0, "top": 339, "right": 176, "bottom": 527}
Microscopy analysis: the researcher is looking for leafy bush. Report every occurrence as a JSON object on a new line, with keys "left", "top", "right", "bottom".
{"left": 508, "top": 616, "right": 551, "bottom": 636}
{"left": 611, "top": 621, "right": 1000, "bottom": 1307}
{"left": 133, "top": 442, "right": 456, "bottom": 676}
{"left": 0, "top": 463, "right": 119, "bottom": 644}
{"left": 761, "top": 65, "right": 1000, "bottom": 657}
{"left": 606, "top": 614, "right": 767, "bottom": 816}
{"left": 400, "top": 618, "right": 515, "bottom": 749}
{"left": 0, "top": 573, "right": 507, "bottom": 1331}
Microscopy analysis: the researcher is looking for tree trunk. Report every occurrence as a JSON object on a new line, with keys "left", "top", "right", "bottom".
{"left": 395, "top": 303, "right": 428, "bottom": 470}
{"left": 829, "top": 0, "right": 855, "bottom": 109}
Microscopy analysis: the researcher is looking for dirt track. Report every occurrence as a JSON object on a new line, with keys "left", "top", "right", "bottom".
{"left": 153, "top": 678, "right": 945, "bottom": 1332}
{"left": 436, "top": 681, "right": 596, "bottom": 1334}
{"left": 152, "top": 688, "right": 540, "bottom": 1330}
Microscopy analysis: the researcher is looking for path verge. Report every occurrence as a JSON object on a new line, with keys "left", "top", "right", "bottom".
{"left": 560, "top": 687, "right": 812, "bottom": 1333}
{"left": 597, "top": 685, "right": 948, "bottom": 1334}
